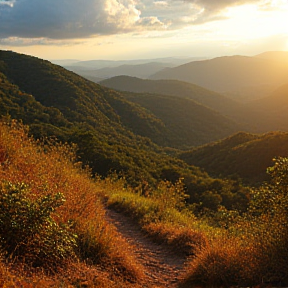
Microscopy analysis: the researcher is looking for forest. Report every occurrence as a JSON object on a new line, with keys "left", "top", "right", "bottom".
{"left": 0, "top": 50, "right": 288, "bottom": 287}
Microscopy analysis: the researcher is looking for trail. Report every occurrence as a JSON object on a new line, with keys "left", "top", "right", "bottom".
{"left": 105, "top": 208, "right": 187, "bottom": 288}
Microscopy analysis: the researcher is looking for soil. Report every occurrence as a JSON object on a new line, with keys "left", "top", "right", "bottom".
{"left": 105, "top": 208, "right": 187, "bottom": 288}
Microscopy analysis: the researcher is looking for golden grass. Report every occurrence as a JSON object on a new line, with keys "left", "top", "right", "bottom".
{"left": 0, "top": 120, "right": 144, "bottom": 287}
{"left": 101, "top": 169, "right": 288, "bottom": 287}
{"left": 101, "top": 176, "right": 211, "bottom": 257}
{"left": 179, "top": 234, "right": 262, "bottom": 288}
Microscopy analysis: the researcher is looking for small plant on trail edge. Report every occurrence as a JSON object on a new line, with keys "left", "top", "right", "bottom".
{"left": 0, "top": 181, "right": 77, "bottom": 269}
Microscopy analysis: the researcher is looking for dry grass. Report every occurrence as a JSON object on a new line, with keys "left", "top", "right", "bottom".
{"left": 0, "top": 119, "right": 144, "bottom": 287}
{"left": 144, "top": 222, "right": 208, "bottom": 256}
{"left": 101, "top": 169, "right": 288, "bottom": 287}
{"left": 179, "top": 234, "right": 262, "bottom": 288}
{"left": 101, "top": 176, "right": 211, "bottom": 258}
{"left": 179, "top": 212, "right": 288, "bottom": 288}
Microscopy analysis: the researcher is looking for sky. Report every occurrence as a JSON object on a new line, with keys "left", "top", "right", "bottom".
{"left": 0, "top": 0, "right": 287, "bottom": 61}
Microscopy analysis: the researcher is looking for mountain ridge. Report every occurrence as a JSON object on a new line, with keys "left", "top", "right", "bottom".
{"left": 100, "top": 75, "right": 246, "bottom": 120}
{"left": 149, "top": 53, "right": 288, "bottom": 101}
{"left": 179, "top": 131, "right": 288, "bottom": 184}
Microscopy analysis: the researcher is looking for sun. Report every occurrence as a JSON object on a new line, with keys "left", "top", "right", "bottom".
{"left": 222, "top": 3, "right": 288, "bottom": 39}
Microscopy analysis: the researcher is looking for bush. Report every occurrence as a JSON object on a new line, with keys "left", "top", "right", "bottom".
{"left": 0, "top": 181, "right": 77, "bottom": 268}
{"left": 180, "top": 235, "right": 261, "bottom": 288}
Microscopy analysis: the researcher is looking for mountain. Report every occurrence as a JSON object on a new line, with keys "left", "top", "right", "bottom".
{"left": 2, "top": 50, "right": 240, "bottom": 200}
{"left": 0, "top": 50, "right": 183, "bottom": 184}
{"left": 150, "top": 53, "right": 288, "bottom": 101}
{"left": 67, "top": 62, "right": 172, "bottom": 79}
{"left": 178, "top": 131, "right": 288, "bottom": 185}
{"left": 122, "top": 91, "right": 242, "bottom": 148}
{"left": 63, "top": 57, "right": 204, "bottom": 81}
{"left": 246, "top": 82, "right": 288, "bottom": 131}
{"left": 100, "top": 76, "right": 249, "bottom": 121}
{"left": 101, "top": 76, "right": 288, "bottom": 134}
{"left": 63, "top": 57, "right": 201, "bottom": 70}
{"left": 255, "top": 51, "right": 288, "bottom": 63}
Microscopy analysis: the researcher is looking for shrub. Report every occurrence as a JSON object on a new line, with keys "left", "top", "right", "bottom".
{"left": 0, "top": 181, "right": 77, "bottom": 268}
{"left": 180, "top": 235, "right": 261, "bottom": 288}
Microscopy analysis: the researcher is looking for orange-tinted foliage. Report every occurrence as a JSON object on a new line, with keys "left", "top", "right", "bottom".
{"left": 0, "top": 119, "right": 143, "bottom": 287}
{"left": 145, "top": 222, "right": 208, "bottom": 256}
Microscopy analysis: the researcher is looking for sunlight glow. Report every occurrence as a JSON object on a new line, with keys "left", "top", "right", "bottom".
{"left": 223, "top": 4, "right": 288, "bottom": 39}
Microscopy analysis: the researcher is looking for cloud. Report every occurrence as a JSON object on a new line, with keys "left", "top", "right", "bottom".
{"left": 188, "top": 0, "right": 262, "bottom": 12}
{"left": 137, "top": 16, "right": 168, "bottom": 29}
{"left": 181, "top": 0, "right": 268, "bottom": 23}
{"left": 0, "top": 37, "right": 86, "bottom": 46}
{"left": 0, "top": 0, "right": 143, "bottom": 39}
{"left": 0, "top": 0, "right": 15, "bottom": 7}
{"left": 0, "top": 0, "right": 276, "bottom": 42}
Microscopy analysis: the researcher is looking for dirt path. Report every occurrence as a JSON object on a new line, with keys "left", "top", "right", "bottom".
{"left": 105, "top": 208, "right": 187, "bottom": 288}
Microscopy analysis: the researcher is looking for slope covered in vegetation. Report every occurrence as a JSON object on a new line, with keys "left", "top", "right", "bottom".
{"left": 102, "top": 75, "right": 288, "bottom": 134}
{"left": 0, "top": 120, "right": 144, "bottom": 287}
{"left": 2, "top": 120, "right": 288, "bottom": 287}
{"left": 100, "top": 76, "right": 244, "bottom": 119}
{"left": 104, "top": 156, "right": 288, "bottom": 287}
{"left": 0, "top": 51, "right": 194, "bottom": 182}
{"left": 247, "top": 82, "right": 288, "bottom": 131}
{"left": 0, "top": 50, "right": 251, "bottom": 212}
{"left": 122, "top": 91, "right": 242, "bottom": 148}
{"left": 179, "top": 131, "right": 288, "bottom": 185}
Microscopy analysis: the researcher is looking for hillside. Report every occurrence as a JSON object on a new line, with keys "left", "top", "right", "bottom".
{"left": 178, "top": 131, "right": 288, "bottom": 184}
{"left": 0, "top": 70, "right": 72, "bottom": 138}
{"left": 2, "top": 103, "right": 288, "bottom": 288}
{"left": 0, "top": 50, "right": 245, "bottom": 149}
{"left": 101, "top": 76, "right": 288, "bottom": 134}
{"left": 0, "top": 50, "right": 250, "bottom": 210}
{"left": 246, "top": 82, "right": 288, "bottom": 131}
{"left": 0, "top": 120, "right": 147, "bottom": 287}
{"left": 100, "top": 76, "right": 244, "bottom": 117}
{"left": 122, "top": 91, "right": 242, "bottom": 148}
{"left": 0, "top": 50, "right": 190, "bottom": 184}
{"left": 150, "top": 54, "right": 288, "bottom": 101}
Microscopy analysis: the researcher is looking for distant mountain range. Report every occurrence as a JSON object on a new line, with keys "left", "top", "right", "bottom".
{"left": 66, "top": 62, "right": 171, "bottom": 80}
{"left": 100, "top": 76, "right": 247, "bottom": 120}
{"left": 71, "top": 51, "right": 288, "bottom": 103}
{"left": 58, "top": 57, "right": 202, "bottom": 69}
{"left": 149, "top": 52, "right": 288, "bottom": 101}
{"left": 100, "top": 75, "right": 288, "bottom": 133}
{"left": 60, "top": 57, "right": 203, "bottom": 81}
